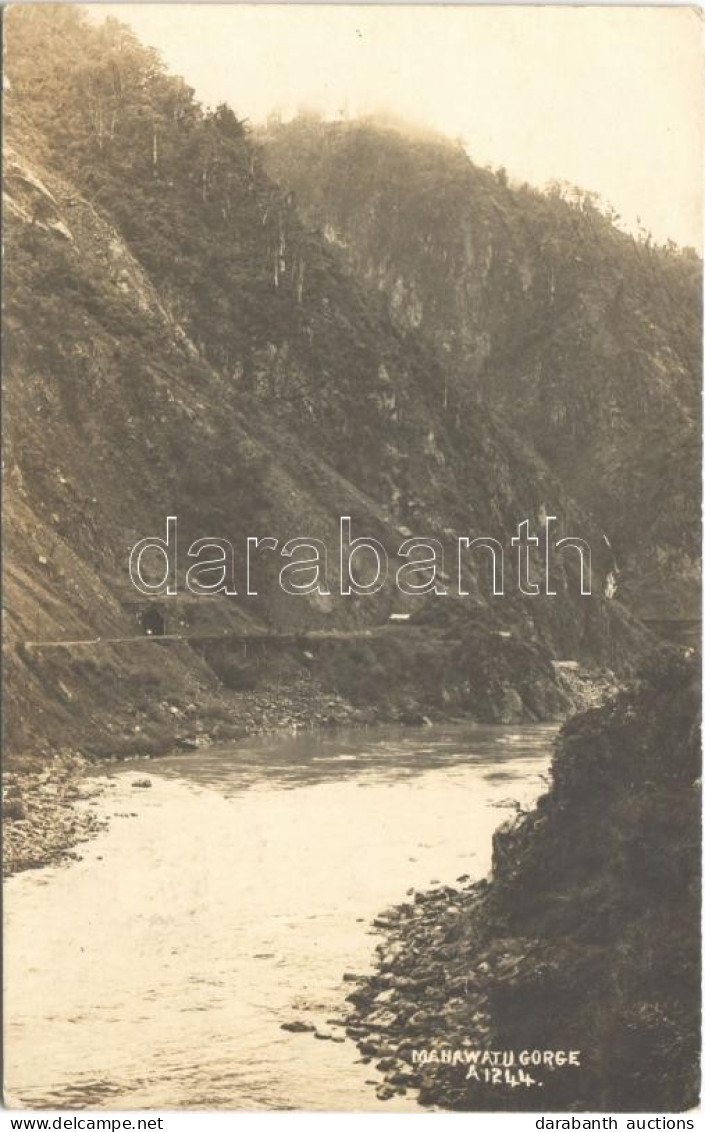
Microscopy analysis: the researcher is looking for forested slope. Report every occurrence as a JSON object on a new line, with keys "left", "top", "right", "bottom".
{"left": 4, "top": 8, "right": 647, "bottom": 760}
{"left": 264, "top": 118, "right": 702, "bottom": 618}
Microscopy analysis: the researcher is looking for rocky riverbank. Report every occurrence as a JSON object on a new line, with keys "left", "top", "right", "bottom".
{"left": 2, "top": 675, "right": 375, "bottom": 877}
{"left": 3, "top": 752, "right": 109, "bottom": 876}
{"left": 7, "top": 662, "right": 461, "bottom": 878}
{"left": 343, "top": 650, "right": 700, "bottom": 1112}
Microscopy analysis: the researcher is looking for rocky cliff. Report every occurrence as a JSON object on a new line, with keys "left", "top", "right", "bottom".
{"left": 264, "top": 118, "right": 702, "bottom": 619}
{"left": 344, "top": 650, "right": 701, "bottom": 1111}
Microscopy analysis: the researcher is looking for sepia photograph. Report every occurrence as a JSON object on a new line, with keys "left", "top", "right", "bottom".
{"left": 2, "top": 2, "right": 702, "bottom": 1117}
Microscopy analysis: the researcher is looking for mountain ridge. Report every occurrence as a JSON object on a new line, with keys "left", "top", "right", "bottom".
{"left": 263, "top": 116, "right": 702, "bottom": 619}
{"left": 4, "top": 6, "right": 650, "bottom": 761}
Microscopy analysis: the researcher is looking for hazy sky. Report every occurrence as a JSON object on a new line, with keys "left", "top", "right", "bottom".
{"left": 89, "top": 4, "right": 703, "bottom": 249}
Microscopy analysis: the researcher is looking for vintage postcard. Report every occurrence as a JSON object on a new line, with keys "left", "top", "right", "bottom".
{"left": 2, "top": 2, "right": 702, "bottom": 1117}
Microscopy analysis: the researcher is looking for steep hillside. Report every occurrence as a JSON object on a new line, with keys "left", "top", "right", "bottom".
{"left": 4, "top": 8, "right": 646, "bottom": 763}
{"left": 264, "top": 118, "right": 702, "bottom": 619}
{"left": 345, "top": 651, "right": 701, "bottom": 1111}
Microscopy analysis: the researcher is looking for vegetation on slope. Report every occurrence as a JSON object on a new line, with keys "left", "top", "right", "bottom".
{"left": 3, "top": 7, "right": 648, "bottom": 763}
{"left": 344, "top": 650, "right": 701, "bottom": 1110}
{"left": 264, "top": 118, "right": 702, "bottom": 618}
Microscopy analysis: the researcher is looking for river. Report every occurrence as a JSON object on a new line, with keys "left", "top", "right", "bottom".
{"left": 4, "top": 723, "right": 556, "bottom": 1111}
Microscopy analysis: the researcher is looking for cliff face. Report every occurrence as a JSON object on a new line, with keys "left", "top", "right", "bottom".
{"left": 4, "top": 8, "right": 647, "bottom": 760}
{"left": 485, "top": 650, "right": 701, "bottom": 1110}
{"left": 264, "top": 119, "right": 702, "bottom": 619}
{"left": 343, "top": 651, "right": 701, "bottom": 1111}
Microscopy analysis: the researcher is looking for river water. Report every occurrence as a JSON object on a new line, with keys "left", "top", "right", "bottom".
{"left": 4, "top": 723, "right": 556, "bottom": 1111}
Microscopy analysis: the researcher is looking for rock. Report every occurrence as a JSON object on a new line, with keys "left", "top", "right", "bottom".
{"left": 378, "top": 940, "right": 405, "bottom": 967}
{"left": 377, "top": 1057, "right": 395, "bottom": 1071}
{"left": 407, "top": 1009, "right": 433, "bottom": 1031}
{"left": 280, "top": 1020, "right": 315, "bottom": 1033}
{"left": 373, "top": 988, "right": 397, "bottom": 1005}
{"left": 389, "top": 975, "right": 418, "bottom": 992}
{"left": 131, "top": 778, "right": 152, "bottom": 788}
{"left": 365, "top": 1008, "right": 399, "bottom": 1030}
{"left": 376, "top": 1085, "right": 397, "bottom": 1101}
